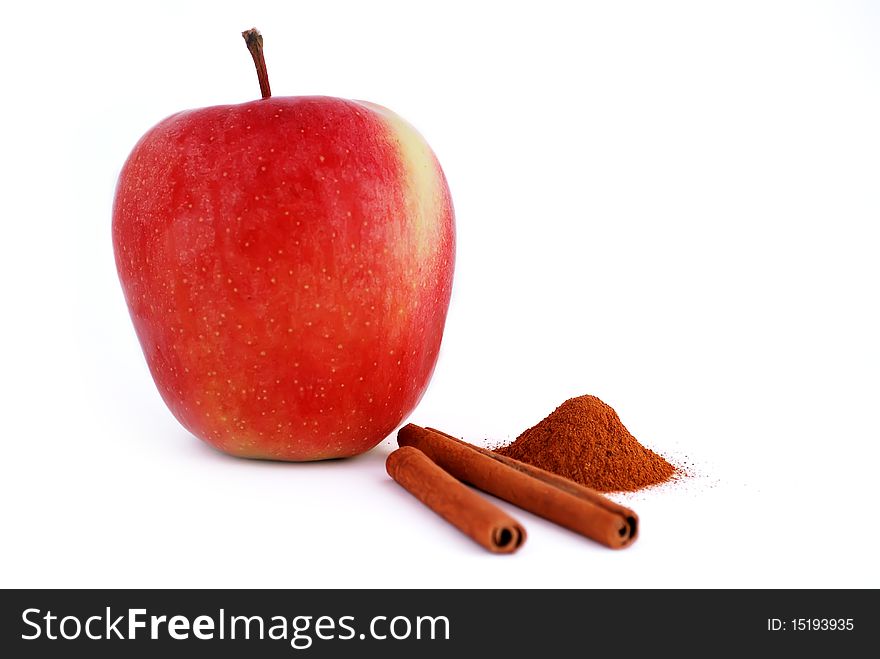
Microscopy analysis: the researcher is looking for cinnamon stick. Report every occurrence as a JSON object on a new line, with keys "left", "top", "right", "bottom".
{"left": 397, "top": 424, "right": 638, "bottom": 549}
{"left": 386, "top": 446, "right": 526, "bottom": 554}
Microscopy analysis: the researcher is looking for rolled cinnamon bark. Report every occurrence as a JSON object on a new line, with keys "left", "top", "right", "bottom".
{"left": 386, "top": 446, "right": 526, "bottom": 554}
{"left": 397, "top": 424, "right": 638, "bottom": 549}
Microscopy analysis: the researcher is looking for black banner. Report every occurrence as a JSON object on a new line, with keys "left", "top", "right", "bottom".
{"left": 0, "top": 589, "right": 874, "bottom": 656}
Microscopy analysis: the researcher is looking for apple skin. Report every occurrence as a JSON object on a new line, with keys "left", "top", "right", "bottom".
{"left": 112, "top": 96, "right": 455, "bottom": 460}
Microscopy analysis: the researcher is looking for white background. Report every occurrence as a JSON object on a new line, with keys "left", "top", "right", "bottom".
{"left": 2, "top": 1, "right": 878, "bottom": 588}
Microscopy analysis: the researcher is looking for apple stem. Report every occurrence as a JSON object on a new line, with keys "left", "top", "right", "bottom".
{"left": 242, "top": 28, "right": 272, "bottom": 99}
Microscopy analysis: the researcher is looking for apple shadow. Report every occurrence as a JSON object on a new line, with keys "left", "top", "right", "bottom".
{"left": 174, "top": 430, "right": 519, "bottom": 557}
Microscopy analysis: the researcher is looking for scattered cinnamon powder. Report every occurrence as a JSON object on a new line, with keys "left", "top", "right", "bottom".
{"left": 496, "top": 395, "right": 675, "bottom": 492}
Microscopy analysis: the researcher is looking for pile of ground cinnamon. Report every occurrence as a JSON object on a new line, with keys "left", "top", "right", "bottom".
{"left": 496, "top": 395, "right": 675, "bottom": 492}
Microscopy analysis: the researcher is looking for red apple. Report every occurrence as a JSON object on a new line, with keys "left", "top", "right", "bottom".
{"left": 112, "top": 30, "right": 455, "bottom": 460}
